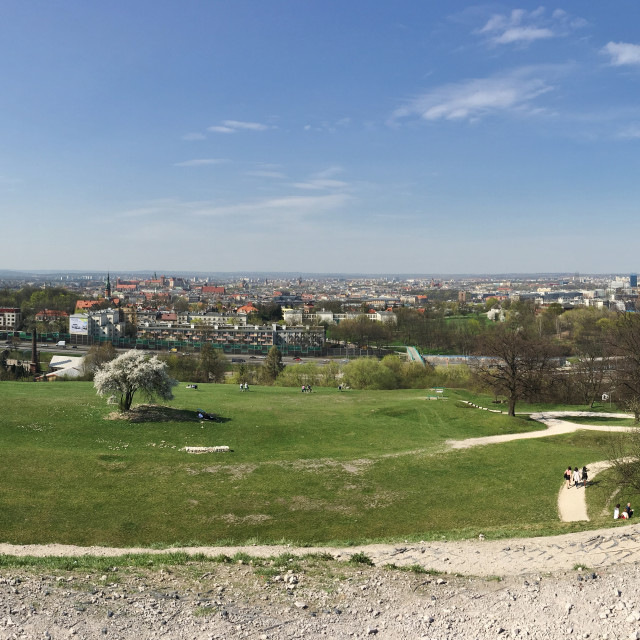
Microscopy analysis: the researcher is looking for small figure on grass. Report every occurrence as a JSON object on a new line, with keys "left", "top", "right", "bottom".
{"left": 582, "top": 466, "right": 588, "bottom": 487}
{"left": 625, "top": 502, "right": 634, "bottom": 519}
{"left": 614, "top": 503, "right": 620, "bottom": 519}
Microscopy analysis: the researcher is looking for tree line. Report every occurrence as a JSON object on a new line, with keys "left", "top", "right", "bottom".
{"left": 471, "top": 306, "right": 640, "bottom": 418}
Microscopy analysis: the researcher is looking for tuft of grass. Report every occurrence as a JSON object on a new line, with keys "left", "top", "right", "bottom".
{"left": 0, "top": 553, "right": 205, "bottom": 571}
{"left": 348, "top": 552, "right": 374, "bottom": 566}
{"left": 211, "top": 554, "right": 233, "bottom": 564}
{"left": 231, "top": 552, "right": 253, "bottom": 564}
{"left": 302, "top": 552, "right": 334, "bottom": 562}
{"left": 383, "top": 563, "right": 442, "bottom": 575}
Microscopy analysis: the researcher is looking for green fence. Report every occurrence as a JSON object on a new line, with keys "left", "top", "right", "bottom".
{"left": 1, "top": 331, "right": 326, "bottom": 357}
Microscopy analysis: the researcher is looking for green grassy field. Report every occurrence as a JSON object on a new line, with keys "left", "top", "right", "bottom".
{"left": 0, "top": 382, "right": 630, "bottom": 547}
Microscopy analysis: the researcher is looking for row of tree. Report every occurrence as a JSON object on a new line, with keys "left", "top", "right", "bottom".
{"left": 473, "top": 311, "right": 640, "bottom": 418}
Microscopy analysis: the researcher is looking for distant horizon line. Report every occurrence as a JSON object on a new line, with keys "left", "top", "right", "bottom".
{"left": 0, "top": 268, "right": 636, "bottom": 279}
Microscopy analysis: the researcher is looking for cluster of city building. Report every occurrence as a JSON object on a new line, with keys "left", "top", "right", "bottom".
{"left": 1, "top": 271, "right": 638, "bottom": 352}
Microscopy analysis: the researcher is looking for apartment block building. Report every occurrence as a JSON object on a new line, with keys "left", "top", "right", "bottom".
{"left": 0, "top": 308, "right": 21, "bottom": 330}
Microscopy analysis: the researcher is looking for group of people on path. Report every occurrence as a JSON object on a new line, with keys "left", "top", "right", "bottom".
{"left": 564, "top": 465, "right": 588, "bottom": 488}
{"left": 562, "top": 465, "right": 635, "bottom": 521}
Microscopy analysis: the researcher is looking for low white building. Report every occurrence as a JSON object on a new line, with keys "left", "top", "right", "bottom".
{"left": 39, "top": 354, "right": 86, "bottom": 380}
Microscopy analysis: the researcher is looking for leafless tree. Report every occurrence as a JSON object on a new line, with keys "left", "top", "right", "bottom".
{"left": 475, "top": 326, "right": 559, "bottom": 417}
{"left": 608, "top": 313, "right": 640, "bottom": 421}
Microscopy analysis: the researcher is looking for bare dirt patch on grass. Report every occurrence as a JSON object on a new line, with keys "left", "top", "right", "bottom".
{"left": 218, "top": 513, "right": 272, "bottom": 525}
{"left": 193, "top": 463, "right": 259, "bottom": 480}
{"left": 105, "top": 404, "right": 201, "bottom": 423}
{"left": 275, "top": 495, "right": 355, "bottom": 515}
{"left": 362, "top": 490, "right": 399, "bottom": 510}
{"left": 275, "top": 458, "right": 374, "bottom": 474}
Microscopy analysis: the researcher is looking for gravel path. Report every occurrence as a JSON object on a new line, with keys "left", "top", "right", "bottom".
{"left": 449, "top": 408, "right": 634, "bottom": 450}
{"left": 2, "top": 522, "right": 640, "bottom": 578}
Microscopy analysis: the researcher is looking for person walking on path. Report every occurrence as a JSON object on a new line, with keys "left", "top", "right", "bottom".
{"left": 573, "top": 467, "right": 581, "bottom": 488}
{"left": 582, "top": 466, "right": 588, "bottom": 487}
{"left": 565, "top": 466, "right": 573, "bottom": 488}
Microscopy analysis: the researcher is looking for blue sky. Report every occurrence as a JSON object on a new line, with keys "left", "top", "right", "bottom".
{"left": 2, "top": 1, "right": 640, "bottom": 274}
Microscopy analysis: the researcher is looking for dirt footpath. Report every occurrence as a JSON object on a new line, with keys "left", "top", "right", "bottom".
{"left": 2, "top": 523, "right": 639, "bottom": 579}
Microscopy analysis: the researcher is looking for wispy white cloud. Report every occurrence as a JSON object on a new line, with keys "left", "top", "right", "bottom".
{"left": 493, "top": 27, "right": 554, "bottom": 45}
{"left": 208, "top": 119, "right": 273, "bottom": 134}
{"left": 174, "top": 158, "right": 229, "bottom": 167}
{"left": 312, "top": 166, "right": 344, "bottom": 179}
{"left": 303, "top": 118, "right": 351, "bottom": 133}
{"left": 245, "top": 170, "right": 287, "bottom": 179}
{"left": 181, "top": 132, "right": 206, "bottom": 141}
{"left": 208, "top": 125, "right": 236, "bottom": 134}
{"left": 391, "top": 67, "right": 554, "bottom": 124}
{"left": 117, "top": 191, "right": 352, "bottom": 224}
{"left": 223, "top": 120, "right": 269, "bottom": 131}
{"left": 476, "top": 7, "right": 585, "bottom": 47}
{"left": 617, "top": 124, "right": 640, "bottom": 139}
{"left": 293, "top": 179, "right": 349, "bottom": 190}
{"left": 192, "top": 193, "right": 352, "bottom": 218}
{"left": 116, "top": 199, "right": 188, "bottom": 219}
{"left": 602, "top": 42, "right": 640, "bottom": 67}
{"left": 291, "top": 166, "right": 350, "bottom": 190}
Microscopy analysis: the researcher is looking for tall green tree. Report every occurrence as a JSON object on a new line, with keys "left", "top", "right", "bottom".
{"left": 260, "top": 346, "right": 284, "bottom": 384}
{"left": 199, "top": 344, "right": 227, "bottom": 383}
{"left": 83, "top": 342, "right": 117, "bottom": 378}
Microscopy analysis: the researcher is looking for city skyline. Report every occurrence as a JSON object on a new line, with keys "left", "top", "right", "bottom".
{"left": 1, "top": 2, "right": 640, "bottom": 273}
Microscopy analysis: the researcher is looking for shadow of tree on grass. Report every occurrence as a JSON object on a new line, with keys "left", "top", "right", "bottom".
{"left": 109, "top": 404, "right": 230, "bottom": 423}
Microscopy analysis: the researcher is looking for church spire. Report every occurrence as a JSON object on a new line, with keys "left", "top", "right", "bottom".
{"left": 105, "top": 272, "right": 112, "bottom": 299}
